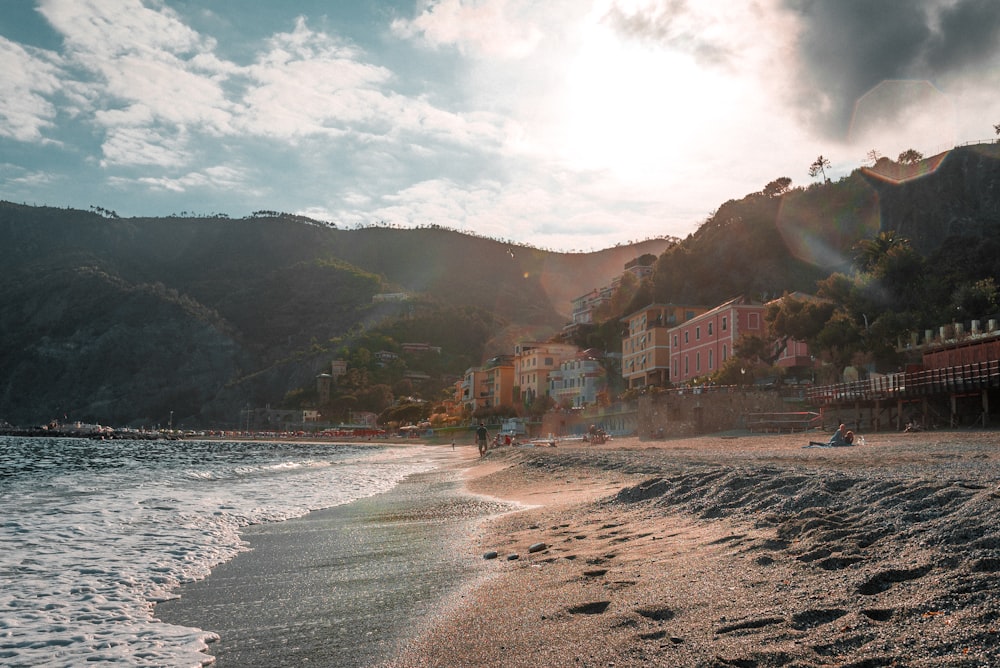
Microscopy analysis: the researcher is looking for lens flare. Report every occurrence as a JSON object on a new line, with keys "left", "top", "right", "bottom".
{"left": 775, "top": 187, "right": 880, "bottom": 268}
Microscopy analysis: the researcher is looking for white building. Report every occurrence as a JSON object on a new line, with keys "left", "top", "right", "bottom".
{"left": 548, "top": 354, "right": 607, "bottom": 408}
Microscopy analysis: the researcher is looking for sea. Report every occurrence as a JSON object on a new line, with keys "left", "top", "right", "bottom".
{"left": 0, "top": 435, "right": 439, "bottom": 667}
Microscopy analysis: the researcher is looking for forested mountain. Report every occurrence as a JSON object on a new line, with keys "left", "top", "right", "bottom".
{"left": 0, "top": 203, "right": 669, "bottom": 427}
{"left": 2, "top": 142, "right": 998, "bottom": 428}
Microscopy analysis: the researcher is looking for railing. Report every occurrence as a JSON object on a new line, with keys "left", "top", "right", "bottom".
{"left": 746, "top": 411, "right": 822, "bottom": 433}
{"left": 806, "top": 361, "right": 1000, "bottom": 405}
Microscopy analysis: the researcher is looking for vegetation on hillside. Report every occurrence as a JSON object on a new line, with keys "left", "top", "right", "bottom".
{"left": 2, "top": 143, "right": 999, "bottom": 427}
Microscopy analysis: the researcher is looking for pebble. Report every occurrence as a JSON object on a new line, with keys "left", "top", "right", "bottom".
{"left": 528, "top": 542, "right": 547, "bottom": 553}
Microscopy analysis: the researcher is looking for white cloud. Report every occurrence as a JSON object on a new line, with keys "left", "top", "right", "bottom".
{"left": 116, "top": 164, "right": 254, "bottom": 194}
{"left": 38, "top": 0, "right": 208, "bottom": 59}
{"left": 98, "top": 124, "right": 190, "bottom": 168}
{"left": 0, "top": 37, "right": 64, "bottom": 142}
{"left": 391, "top": 0, "right": 545, "bottom": 59}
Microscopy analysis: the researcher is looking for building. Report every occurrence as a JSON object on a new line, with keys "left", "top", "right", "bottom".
{"left": 316, "top": 373, "right": 332, "bottom": 403}
{"left": 514, "top": 342, "right": 580, "bottom": 405}
{"left": 459, "top": 366, "right": 490, "bottom": 412}
{"left": 623, "top": 254, "right": 657, "bottom": 281}
{"left": 401, "top": 342, "right": 442, "bottom": 354}
{"left": 568, "top": 255, "right": 654, "bottom": 328}
{"left": 621, "top": 303, "right": 708, "bottom": 389}
{"left": 669, "top": 296, "right": 764, "bottom": 384}
{"left": 570, "top": 288, "right": 609, "bottom": 325}
{"left": 483, "top": 354, "right": 516, "bottom": 409}
{"left": 548, "top": 352, "right": 607, "bottom": 408}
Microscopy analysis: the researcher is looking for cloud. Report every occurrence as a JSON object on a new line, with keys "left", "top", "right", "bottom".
{"left": 97, "top": 124, "right": 191, "bottom": 168}
{"left": 0, "top": 37, "right": 64, "bottom": 142}
{"left": 784, "top": 0, "right": 1000, "bottom": 139}
{"left": 116, "top": 164, "right": 255, "bottom": 194}
{"left": 600, "top": 0, "right": 737, "bottom": 67}
{"left": 391, "top": 0, "right": 544, "bottom": 58}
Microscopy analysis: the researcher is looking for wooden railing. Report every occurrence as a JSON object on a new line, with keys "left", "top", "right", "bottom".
{"left": 806, "top": 361, "right": 1000, "bottom": 405}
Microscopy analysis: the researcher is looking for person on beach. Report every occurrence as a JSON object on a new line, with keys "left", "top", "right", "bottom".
{"left": 807, "top": 423, "right": 854, "bottom": 448}
{"left": 476, "top": 422, "right": 489, "bottom": 457}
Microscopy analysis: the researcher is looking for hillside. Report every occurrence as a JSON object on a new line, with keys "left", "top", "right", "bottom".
{"left": 2, "top": 142, "right": 998, "bottom": 428}
{"left": 0, "top": 204, "right": 669, "bottom": 427}
{"left": 650, "top": 143, "right": 1000, "bottom": 309}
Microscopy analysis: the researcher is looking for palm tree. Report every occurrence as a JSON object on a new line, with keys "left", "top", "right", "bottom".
{"left": 808, "top": 155, "right": 831, "bottom": 182}
{"left": 854, "top": 231, "right": 907, "bottom": 273}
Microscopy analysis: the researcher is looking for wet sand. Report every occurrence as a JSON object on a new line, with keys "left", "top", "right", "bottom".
{"left": 156, "top": 445, "right": 512, "bottom": 667}
{"left": 161, "top": 431, "right": 1000, "bottom": 666}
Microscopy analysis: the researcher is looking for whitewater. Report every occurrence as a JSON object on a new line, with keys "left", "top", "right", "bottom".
{"left": 0, "top": 436, "right": 436, "bottom": 666}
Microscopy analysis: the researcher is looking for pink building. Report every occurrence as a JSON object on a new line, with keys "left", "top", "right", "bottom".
{"left": 669, "top": 295, "right": 814, "bottom": 383}
{"left": 669, "top": 296, "right": 765, "bottom": 384}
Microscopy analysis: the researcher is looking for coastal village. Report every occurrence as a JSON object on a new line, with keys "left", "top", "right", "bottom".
{"left": 281, "top": 253, "right": 1000, "bottom": 444}
{"left": 10, "top": 247, "right": 1000, "bottom": 444}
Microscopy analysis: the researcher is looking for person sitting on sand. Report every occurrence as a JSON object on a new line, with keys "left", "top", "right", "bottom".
{"left": 807, "top": 423, "right": 853, "bottom": 448}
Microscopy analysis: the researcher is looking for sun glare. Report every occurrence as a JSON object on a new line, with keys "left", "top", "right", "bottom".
{"left": 558, "top": 18, "right": 729, "bottom": 182}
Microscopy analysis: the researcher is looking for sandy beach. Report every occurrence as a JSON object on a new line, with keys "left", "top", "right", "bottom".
{"left": 157, "top": 430, "right": 1000, "bottom": 667}
{"left": 384, "top": 430, "right": 1000, "bottom": 667}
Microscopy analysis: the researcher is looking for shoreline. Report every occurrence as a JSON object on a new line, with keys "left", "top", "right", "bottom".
{"left": 160, "top": 429, "right": 1000, "bottom": 666}
{"left": 154, "top": 444, "right": 508, "bottom": 667}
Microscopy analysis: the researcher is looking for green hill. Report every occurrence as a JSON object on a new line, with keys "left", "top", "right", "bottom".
{"left": 2, "top": 142, "right": 998, "bottom": 427}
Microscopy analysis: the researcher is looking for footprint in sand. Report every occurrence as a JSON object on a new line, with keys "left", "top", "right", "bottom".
{"left": 567, "top": 601, "right": 611, "bottom": 615}
{"left": 857, "top": 564, "right": 932, "bottom": 595}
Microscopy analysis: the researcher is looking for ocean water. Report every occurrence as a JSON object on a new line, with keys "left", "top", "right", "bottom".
{"left": 0, "top": 436, "right": 436, "bottom": 667}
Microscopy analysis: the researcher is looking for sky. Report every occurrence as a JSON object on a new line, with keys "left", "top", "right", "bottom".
{"left": 2, "top": 1, "right": 1000, "bottom": 252}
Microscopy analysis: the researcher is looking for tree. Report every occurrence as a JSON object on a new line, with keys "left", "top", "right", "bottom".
{"left": 897, "top": 149, "right": 923, "bottom": 165}
{"left": 994, "top": 122, "right": 1000, "bottom": 139}
{"left": 950, "top": 278, "right": 999, "bottom": 322}
{"left": 865, "top": 149, "right": 882, "bottom": 165}
{"left": 808, "top": 155, "right": 831, "bottom": 181}
{"left": 853, "top": 231, "right": 906, "bottom": 273}
{"left": 762, "top": 177, "right": 792, "bottom": 197}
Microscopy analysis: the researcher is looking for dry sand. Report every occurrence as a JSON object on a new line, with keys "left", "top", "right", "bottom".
{"left": 384, "top": 430, "right": 1000, "bottom": 667}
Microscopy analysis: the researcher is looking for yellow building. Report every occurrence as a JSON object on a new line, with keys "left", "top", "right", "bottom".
{"left": 622, "top": 303, "right": 707, "bottom": 389}
{"left": 514, "top": 341, "right": 580, "bottom": 405}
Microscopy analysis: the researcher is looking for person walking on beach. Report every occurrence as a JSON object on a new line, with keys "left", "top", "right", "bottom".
{"left": 476, "top": 422, "right": 489, "bottom": 457}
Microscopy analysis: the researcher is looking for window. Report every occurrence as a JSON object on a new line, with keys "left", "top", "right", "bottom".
{"left": 722, "top": 344, "right": 728, "bottom": 361}
{"left": 696, "top": 352, "right": 701, "bottom": 372}
{"left": 673, "top": 335, "right": 678, "bottom": 347}
{"left": 684, "top": 356, "right": 689, "bottom": 374}
{"left": 696, "top": 326, "right": 701, "bottom": 340}
{"left": 722, "top": 316, "right": 728, "bottom": 331}
{"left": 708, "top": 349, "right": 714, "bottom": 369}
{"left": 708, "top": 322, "right": 713, "bottom": 336}
{"left": 684, "top": 331, "right": 689, "bottom": 344}
{"left": 749, "top": 313, "right": 760, "bottom": 329}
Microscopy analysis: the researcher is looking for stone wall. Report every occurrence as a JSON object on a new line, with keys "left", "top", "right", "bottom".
{"left": 638, "top": 390, "right": 791, "bottom": 439}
